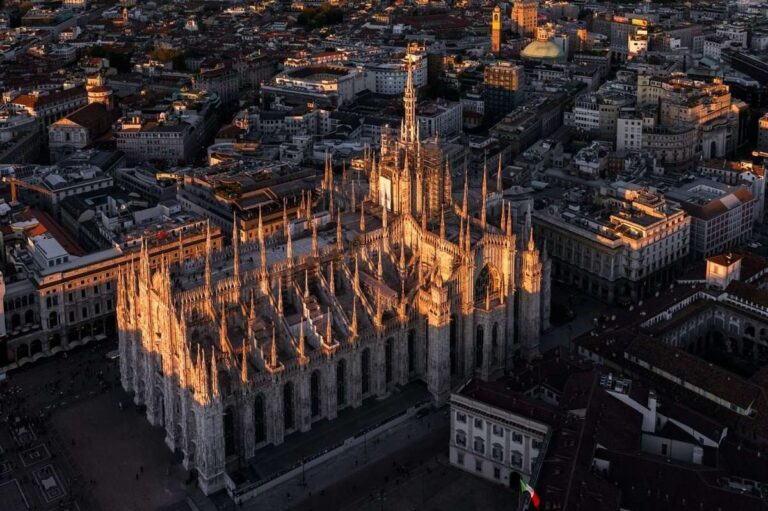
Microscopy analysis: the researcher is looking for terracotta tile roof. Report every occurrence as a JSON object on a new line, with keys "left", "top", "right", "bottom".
{"left": 625, "top": 335, "right": 761, "bottom": 411}
{"left": 604, "top": 450, "right": 767, "bottom": 511}
{"left": 726, "top": 280, "right": 768, "bottom": 308}
{"left": 55, "top": 102, "right": 115, "bottom": 138}
{"left": 12, "top": 86, "right": 86, "bottom": 110}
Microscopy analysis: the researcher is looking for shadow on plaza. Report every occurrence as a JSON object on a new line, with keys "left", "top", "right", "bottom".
{"left": 50, "top": 387, "right": 191, "bottom": 511}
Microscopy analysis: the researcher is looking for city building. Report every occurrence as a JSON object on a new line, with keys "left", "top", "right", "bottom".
{"left": 48, "top": 74, "right": 115, "bottom": 162}
{"left": 511, "top": 0, "right": 537, "bottom": 38}
{"left": 262, "top": 65, "right": 367, "bottom": 107}
{"left": 450, "top": 378, "right": 555, "bottom": 486}
{"left": 483, "top": 61, "right": 525, "bottom": 124}
{"left": 114, "top": 90, "right": 222, "bottom": 165}
{"left": 758, "top": 113, "right": 768, "bottom": 153}
{"left": 0, "top": 215, "right": 220, "bottom": 373}
{"left": 666, "top": 179, "right": 755, "bottom": 258}
{"left": 534, "top": 188, "right": 690, "bottom": 303}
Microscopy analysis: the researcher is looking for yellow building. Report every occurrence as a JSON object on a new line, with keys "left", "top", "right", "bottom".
{"left": 511, "top": 0, "right": 537, "bottom": 38}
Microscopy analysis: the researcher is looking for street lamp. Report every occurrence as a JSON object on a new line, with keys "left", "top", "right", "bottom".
{"left": 299, "top": 457, "right": 307, "bottom": 487}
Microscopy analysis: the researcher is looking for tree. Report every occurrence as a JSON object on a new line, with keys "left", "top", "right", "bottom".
{"left": 297, "top": 4, "right": 343, "bottom": 30}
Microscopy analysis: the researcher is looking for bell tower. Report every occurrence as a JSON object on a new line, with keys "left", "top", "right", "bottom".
{"left": 491, "top": 6, "right": 502, "bottom": 54}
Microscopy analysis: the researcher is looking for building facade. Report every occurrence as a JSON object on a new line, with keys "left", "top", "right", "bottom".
{"left": 450, "top": 380, "right": 553, "bottom": 487}
{"left": 511, "top": 0, "right": 538, "bottom": 38}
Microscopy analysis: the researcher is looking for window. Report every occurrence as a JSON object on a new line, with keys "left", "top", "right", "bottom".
{"left": 455, "top": 430, "right": 467, "bottom": 447}
{"left": 493, "top": 467, "right": 501, "bottom": 480}
{"left": 474, "top": 418, "right": 483, "bottom": 429}
{"left": 492, "top": 443, "right": 503, "bottom": 461}
{"left": 457, "top": 452, "right": 464, "bottom": 465}
{"left": 475, "top": 459, "right": 483, "bottom": 472}
{"left": 532, "top": 439, "right": 542, "bottom": 450}
{"left": 69, "top": 312, "right": 75, "bottom": 322}
{"left": 456, "top": 412, "right": 467, "bottom": 424}
{"left": 473, "top": 436, "right": 485, "bottom": 454}
{"left": 492, "top": 424, "right": 504, "bottom": 436}
{"left": 512, "top": 432, "right": 523, "bottom": 444}
{"left": 661, "top": 443, "right": 668, "bottom": 456}
{"left": 510, "top": 450, "right": 523, "bottom": 469}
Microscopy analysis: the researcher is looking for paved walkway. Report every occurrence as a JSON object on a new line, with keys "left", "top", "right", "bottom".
{"left": 214, "top": 407, "right": 451, "bottom": 511}
{"left": 51, "top": 389, "right": 190, "bottom": 511}
{"left": 541, "top": 283, "right": 608, "bottom": 353}
{"left": 246, "top": 383, "right": 430, "bottom": 484}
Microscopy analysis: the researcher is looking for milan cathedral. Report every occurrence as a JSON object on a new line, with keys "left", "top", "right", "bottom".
{"left": 117, "top": 65, "right": 551, "bottom": 494}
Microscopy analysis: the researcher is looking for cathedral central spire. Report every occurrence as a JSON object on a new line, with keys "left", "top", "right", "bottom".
{"left": 400, "top": 56, "right": 418, "bottom": 146}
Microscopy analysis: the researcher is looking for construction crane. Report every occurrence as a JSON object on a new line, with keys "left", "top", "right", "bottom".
{"left": 2, "top": 176, "right": 54, "bottom": 203}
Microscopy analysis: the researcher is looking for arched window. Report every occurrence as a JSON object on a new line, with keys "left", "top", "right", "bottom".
{"left": 475, "top": 325, "right": 484, "bottom": 369}
{"left": 219, "top": 371, "right": 232, "bottom": 397}
{"left": 16, "top": 344, "right": 29, "bottom": 361}
{"left": 254, "top": 394, "right": 266, "bottom": 444}
{"left": 49, "top": 312, "right": 58, "bottom": 328}
{"left": 385, "top": 337, "right": 394, "bottom": 384}
{"left": 407, "top": 330, "right": 415, "bottom": 374}
{"left": 449, "top": 315, "right": 458, "bottom": 375}
{"left": 50, "top": 334, "right": 61, "bottom": 349}
{"left": 473, "top": 436, "right": 485, "bottom": 454}
{"left": 30, "top": 340, "right": 42, "bottom": 355}
{"left": 310, "top": 370, "right": 321, "bottom": 418}
{"left": 510, "top": 450, "right": 523, "bottom": 468}
{"left": 745, "top": 324, "right": 756, "bottom": 337}
{"left": 24, "top": 310, "right": 34, "bottom": 325}
{"left": 224, "top": 407, "right": 236, "bottom": 456}
{"left": 223, "top": 406, "right": 236, "bottom": 457}
{"left": 492, "top": 443, "right": 503, "bottom": 461}
{"left": 283, "top": 382, "right": 295, "bottom": 430}
{"left": 475, "top": 264, "right": 501, "bottom": 303}
{"left": 336, "top": 359, "right": 346, "bottom": 407}
{"left": 491, "top": 323, "right": 499, "bottom": 366}
{"left": 11, "top": 313, "right": 20, "bottom": 329}
{"left": 361, "top": 348, "right": 371, "bottom": 395}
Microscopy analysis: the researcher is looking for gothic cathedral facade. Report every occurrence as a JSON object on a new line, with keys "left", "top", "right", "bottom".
{"left": 117, "top": 62, "right": 550, "bottom": 494}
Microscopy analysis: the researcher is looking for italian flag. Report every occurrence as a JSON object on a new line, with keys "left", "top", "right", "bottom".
{"left": 519, "top": 479, "right": 541, "bottom": 508}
